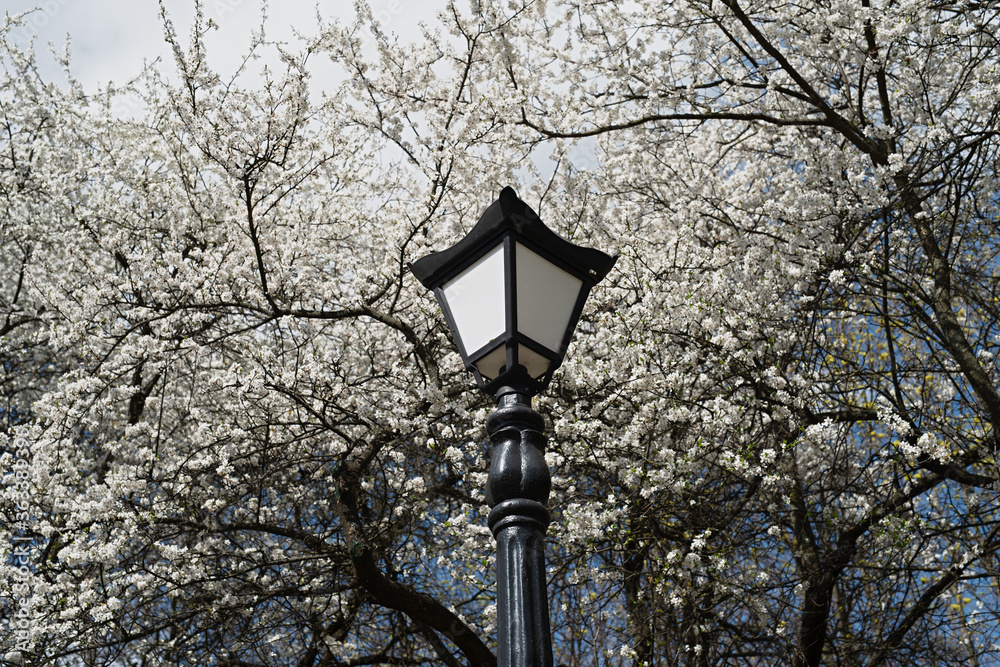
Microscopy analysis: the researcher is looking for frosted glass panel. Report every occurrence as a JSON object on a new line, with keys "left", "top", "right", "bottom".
{"left": 442, "top": 244, "right": 507, "bottom": 355}
{"left": 475, "top": 345, "right": 507, "bottom": 381}
{"left": 518, "top": 344, "right": 552, "bottom": 379}
{"left": 515, "top": 243, "right": 583, "bottom": 352}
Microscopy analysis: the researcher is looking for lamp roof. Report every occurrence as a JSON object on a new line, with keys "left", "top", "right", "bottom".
{"left": 409, "top": 187, "right": 617, "bottom": 289}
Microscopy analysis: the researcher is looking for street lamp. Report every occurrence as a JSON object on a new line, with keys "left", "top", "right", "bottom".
{"left": 410, "top": 187, "right": 616, "bottom": 667}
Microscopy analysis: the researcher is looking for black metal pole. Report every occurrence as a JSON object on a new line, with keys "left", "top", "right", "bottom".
{"left": 485, "top": 386, "right": 554, "bottom": 667}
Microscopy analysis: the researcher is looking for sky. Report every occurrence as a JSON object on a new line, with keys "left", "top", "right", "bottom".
{"left": 4, "top": 0, "right": 433, "bottom": 91}
{"left": 3, "top": 0, "right": 588, "bottom": 181}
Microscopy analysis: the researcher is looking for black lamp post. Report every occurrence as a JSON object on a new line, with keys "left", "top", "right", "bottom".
{"left": 410, "top": 187, "right": 616, "bottom": 667}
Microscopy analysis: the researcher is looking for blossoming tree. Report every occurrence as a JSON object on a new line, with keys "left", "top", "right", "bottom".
{"left": 2, "top": 0, "right": 999, "bottom": 665}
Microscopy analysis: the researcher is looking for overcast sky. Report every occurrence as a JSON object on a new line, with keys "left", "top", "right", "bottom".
{"left": 4, "top": 0, "right": 432, "bottom": 90}
{"left": 4, "top": 1, "right": 579, "bottom": 176}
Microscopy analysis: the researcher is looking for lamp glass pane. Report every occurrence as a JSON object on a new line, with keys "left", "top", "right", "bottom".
{"left": 442, "top": 244, "right": 507, "bottom": 355}
{"left": 515, "top": 243, "right": 584, "bottom": 352}
{"left": 474, "top": 345, "right": 507, "bottom": 381}
{"left": 518, "top": 344, "right": 552, "bottom": 379}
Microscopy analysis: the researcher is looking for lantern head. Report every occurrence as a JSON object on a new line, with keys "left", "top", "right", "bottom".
{"left": 410, "top": 187, "right": 616, "bottom": 396}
